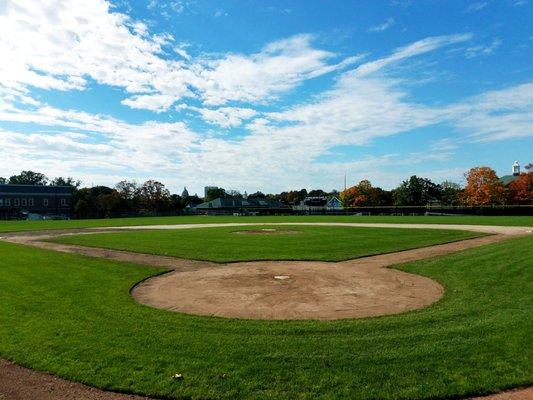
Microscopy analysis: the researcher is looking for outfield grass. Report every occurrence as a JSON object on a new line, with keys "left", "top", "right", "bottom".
{"left": 0, "top": 235, "right": 531, "bottom": 399}
{"left": 0, "top": 214, "right": 532, "bottom": 233}
{"left": 51, "top": 225, "right": 485, "bottom": 262}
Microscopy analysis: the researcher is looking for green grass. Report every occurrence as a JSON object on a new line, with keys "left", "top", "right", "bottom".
{"left": 0, "top": 214, "right": 532, "bottom": 233}
{"left": 0, "top": 235, "right": 531, "bottom": 399}
{"left": 51, "top": 225, "right": 486, "bottom": 262}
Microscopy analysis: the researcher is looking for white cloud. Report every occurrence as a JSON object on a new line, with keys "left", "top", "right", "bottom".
{"left": 187, "top": 107, "right": 258, "bottom": 128}
{"left": 368, "top": 18, "right": 395, "bottom": 33}
{"left": 451, "top": 83, "right": 533, "bottom": 141}
{"left": 465, "top": 2, "right": 488, "bottom": 12}
{"left": 465, "top": 38, "right": 502, "bottom": 58}
{"left": 352, "top": 34, "right": 472, "bottom": 77}
{"left": 192, "top": 34, "right": 360, "bottom": 105}
{"left": 0, "top": 1, "right": 360, "bottom": 111}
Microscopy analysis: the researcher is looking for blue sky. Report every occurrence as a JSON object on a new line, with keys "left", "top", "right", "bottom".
{"left": 0, "top": 0, "right": 531, "bottom": 195}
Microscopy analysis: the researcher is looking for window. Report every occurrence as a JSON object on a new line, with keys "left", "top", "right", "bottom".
{"left": 21, "top": 198, "right": 27, "bottom": 206}
{"left": 0, "top": 199, "right": 3, "bottom": 206}
{"left": 14, "top": 198, "right": 20, "bottom": 206}
{"left": 43, "top": 198, "right": 49, "bottom": 207}
{"left": 5, "top": 199, "right": 10, "bottom": 206}
{"left": 29, "top": 198, "right": 34, "bottom": 206}
{"left": 61, "top": 198, "right": 67, "bottom": 206}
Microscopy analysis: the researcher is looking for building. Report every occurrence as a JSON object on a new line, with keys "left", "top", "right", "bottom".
{"left": 326, "top": 196, "right": 343, "bottom": 210}
{"left": 195, "top": 196, "right": 290, "bottom": 215}
{"left": 0, "top": 184, "right": 72, "bottom": 220}
{"left": 500, "top": 161, "right": 521, "bottom": 187}
{"left": 294, "top": 195, "right": 343, "bottom": 212}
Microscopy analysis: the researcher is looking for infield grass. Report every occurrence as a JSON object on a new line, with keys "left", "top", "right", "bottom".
{"left": 0, "top": 233, "right": 531, "bottom": 399}
{"left": 51, "top": 225, "right": 486, "bottom": 262}
{"left": 0, "top": 214, "right": 532, "bottom": 233}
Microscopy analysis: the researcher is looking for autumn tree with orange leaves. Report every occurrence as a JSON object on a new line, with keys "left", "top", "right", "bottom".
{"left": 508, "top": 173, "right": 533, "bottom": 204}
{"left": 461, "top": 167, "right": 504, "bottom": 205}
{"left": 341, "top": 180, "right": 383, "bottom": 207}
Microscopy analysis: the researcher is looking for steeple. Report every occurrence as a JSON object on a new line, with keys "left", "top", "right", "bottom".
{"left": 512, "top": 161, "right": 520, "bottom": 176}
{"left": 181, "top": 187, "right": 189, "bottom": 198}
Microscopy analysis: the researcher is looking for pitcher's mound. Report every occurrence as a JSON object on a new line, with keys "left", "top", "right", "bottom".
{"left": 132, "top": 261, "right": 443, "bottom": 320}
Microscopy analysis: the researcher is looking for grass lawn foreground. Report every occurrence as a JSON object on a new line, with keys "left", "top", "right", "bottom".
{"left": 0, "top": 222, "right": 531, "bottom": 399}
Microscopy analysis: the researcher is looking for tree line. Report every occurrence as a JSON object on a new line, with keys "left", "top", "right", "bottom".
{"left": 0, "top": 171, "right": 201, "bottom": 218}
{"left": 205, "top": 165, "right": 532, "bottom": 207}
{"left": 1, "top": 164, "right": 531, "bottom": 219}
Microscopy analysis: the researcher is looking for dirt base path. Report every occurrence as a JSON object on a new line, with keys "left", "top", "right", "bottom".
{"left": 1, "top": 223, "right": 531, "bottom": 399}
{"left": 0, "top": 359, "right": 151, "bottom": 400}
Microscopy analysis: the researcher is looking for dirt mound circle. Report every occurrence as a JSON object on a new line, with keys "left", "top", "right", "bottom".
{"left": 132, "top": 260, "right": 443, "bottom": 320}
{"left": 233, "top": 229, "right": 301, "bottom": 235}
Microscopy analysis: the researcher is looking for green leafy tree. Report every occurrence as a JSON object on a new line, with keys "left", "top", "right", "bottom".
{"left": 226, "top": 190, "right": 243, "bottom": 198}
{"left": 248, "top": 191, "right": 266, "bottom": 199}
{"left": 115, "top": 180, "right": 139, "bottom": 211}
{"left": 439, "top": 181, "right": 463, "bottom": 206}
{"left": 393, "top": 176, "right": 440, "bottom": 206}
{"left": 205, "top": 187, "right": 226, "bottom": 202}
{"left": 9, "top": 171, "right": 48, "bottom": 185}
{"left": 0, "top": 177, "right": 6, "bottom": 184}
{"left": 308, "top": 189, "right": 327, "bottom": 197}
{"left": 138, "top": 180, "right": 171, "bottom": 213}
{"left": 50, "top": 176, "right": 81, "bottom": 189}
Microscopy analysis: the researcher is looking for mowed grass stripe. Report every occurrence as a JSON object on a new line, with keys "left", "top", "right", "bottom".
{"left": 0, "top": 214, "right": 532, "bottom": 233}
{"left": 0, "top": 234, "right": 531, "bottom": 399}
{"left": 50, "top": 225, "right": 486, "bottom": 262}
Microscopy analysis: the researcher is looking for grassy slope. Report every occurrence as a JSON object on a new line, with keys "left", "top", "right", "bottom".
{"left": 52, "top": 225, "right": 485, "bottom": 262}
{"left": 0, "top": 214, "right": 532, "bottom": 233}
{"left": 0, "top": 237, "right": 531, "bottom": 399}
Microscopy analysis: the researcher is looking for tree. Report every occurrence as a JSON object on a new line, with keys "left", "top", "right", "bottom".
{"left": 50, "top": 176, "right": 81, "bottom": 189}
{"left": 508, "top": 173, "right": 533, "bottom": 204}
{"left": 341, "top": 180, "right": 383, "bottom": 207}
{"left": 226, "top": 190, "right": 243, "bottom": 198}
{"left": 439, "top": 181, "right": 462, "bottom": 206}
{"left": 461, "top": 167, "right": 504, "bottom": 205}
{"left": 287, "top": 189, "right": 308, "bottom": 204}
{"left": 71, "top": 186, "right": 115, "bottom": 219}
{"left": 184, "top": 194, "right": 203, "bottom": 207}
{"left": 0, "top": 177, "right": 6, "bottom": 184}
{"left": 308, "top": 189, "right": 327, "bottom": 197}
{"left": 205, "top": 187, "right": 226, "bottom": 202}
{"left": 393, "top": 176, "right": 440, "bottom": 206}
{"left": 138, "top": 180, "right": 171, "bottom": 213}
{"left": 248, "top": 191, "right": 266, "bottom": 199}
{"left": 115, "top": 180, "right": 139, "bottom": 211}
{"left": 9, "top": 171, "right": 48, "bottom": 185}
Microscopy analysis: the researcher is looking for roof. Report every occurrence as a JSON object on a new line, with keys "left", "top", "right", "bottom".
{"left": 500, "top": 175, "right": 519, "bottom": 186}
{"left": 196, "top": 197, "right": 288, "bottom": 209}
{"left": 0, "top": 184, "right": 72, "bottom": 195}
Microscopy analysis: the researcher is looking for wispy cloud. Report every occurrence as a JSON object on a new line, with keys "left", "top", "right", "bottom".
{"left": 465, "top": 38, "right": 502, "bottom": 58}
{"left": 368, "top": 17, "right": 395, "bottom": 33}
{"left": 465, "top": 2, "right": 488, "bottom": 12}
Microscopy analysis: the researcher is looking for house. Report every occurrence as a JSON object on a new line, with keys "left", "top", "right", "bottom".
{"left": 326, "top": 196, "right": 343, "bottom": 210}
{"left": 500, "top": 161, "right": 521, "bottom": 187}
{"left": 294, "top": 195, "right": 343, "bottom": 211}
{"left": 195, "top": 196, "right": 290, "bottom": 215}
{"left": 0, "top": 184, "right": 72, "bottom": 220}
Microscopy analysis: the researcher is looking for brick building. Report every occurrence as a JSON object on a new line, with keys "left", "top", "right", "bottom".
{"left": 0, "top": 184, "right": 72, "bottom": 220}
